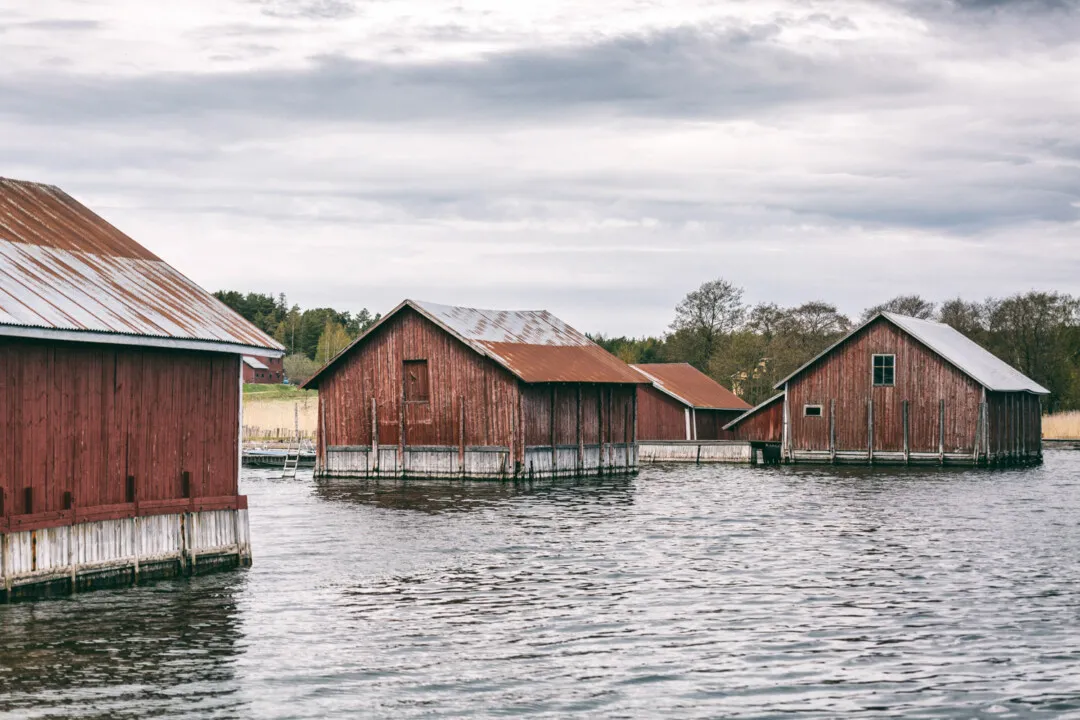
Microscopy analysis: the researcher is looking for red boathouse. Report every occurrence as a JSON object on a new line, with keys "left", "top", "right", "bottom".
{"left": 303, "top": 299, "right": 645, "bottom": 478}
{"left": 0, "top": 178, "right": 283, "bottom": 601}
{"left": 632, "top": 363, "right": 753, "bottom": 463}
{"left": 725, "top": 312, "right": 1048, "bottom": 465}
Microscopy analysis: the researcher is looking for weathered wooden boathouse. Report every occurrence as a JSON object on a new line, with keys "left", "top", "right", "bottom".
{"left": 724, "top": 312, "right": 1048, "bottom": 465}
{"left": 303, "top": 300, "right": 644, "bottom": 479}
{"left": 632, "top": 363, "right": 753, "bottom": 463}
{"left": 0, "top": 178, "right": 283, "bottom": 602}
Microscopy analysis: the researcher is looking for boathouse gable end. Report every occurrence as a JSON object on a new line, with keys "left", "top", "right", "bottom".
{"left": 316, "top": 305, "right": 522, "bottom": 453}
{"left": 309, "top": 300, "right": 643, "bottom": 479}
{"left": 0, "top": 177, "right": 279, "bottom": 601}
{"left": 772, "top": 313, "right": 1047, "bottom": 464}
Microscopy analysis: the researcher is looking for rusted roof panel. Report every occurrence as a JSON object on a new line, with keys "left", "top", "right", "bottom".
{"left": 632, "top": 363, "right": 751, "bottom": 410}
{"left": 305, "top": 299, "right": 644, "bottom": 387}
{"left": 0, "top": 178, "right": 282, "bottom": 354}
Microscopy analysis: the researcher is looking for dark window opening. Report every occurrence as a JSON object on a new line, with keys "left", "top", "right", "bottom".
{"left": 404, "top": 359, "right": 430, "bottom": 402}
{"left": 804, "top": 405, "right": 823, "bottom": 417}
{"left": 873, "top": 354, "right": 895, "bottom": 386}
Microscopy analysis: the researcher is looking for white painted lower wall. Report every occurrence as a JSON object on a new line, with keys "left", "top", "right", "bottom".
{"left": 1, "top": 509, "right": 251, "bottom": 602}
{"left": 638, "top": 441, "right": 754, "bottom": 464}
{"left": 320, "top": 444, "right": 638, "bottom": 479}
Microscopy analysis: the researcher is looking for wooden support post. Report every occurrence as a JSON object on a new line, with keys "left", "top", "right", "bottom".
{"left": 598, "top": 389, "right": 604, "bottom": 474}
{"left": 132, "top": 516, "right": 140, "bottom": 585}
{"left": 371, "top": 398, "right": 379, "bottom": 475}
{"left": 982, "top": 390, "right": 990, "bottom": 465}
{"left": 70, "top": 519, "right": 79, "bottom": 592}
{"left": 398, "top": 375, "right": 406, "bottom": 477}
{"left": 607, "top": 387, "right": 614, "bottom": 471}
{"left": 829, "top": 399, "right": 836, "bottom": 464}
{"left": 550, "top": 386, "right": 557, "bottom": 475}
{"left": 624, "top": 404, "right": 630, "bottom": 471}
{"left": 903, "top": 400, "right": 910, "bottom": 465}
{"left": 2, "top": 532, "right": 10, "bottom": 599}
{"left": 867, "top": 398, "right": 874, "bottom": 464}
{"left": 973, "top": 399, "right": 984, "bottom": 465}
{"left": 518, "top": 389, "right": 525, "bottom": 474}
{"left": 459, "top": 395, "right": 466, "bottom": 476}
{"left": 939, "top": 399, "right": 945, "bottom": 465}
{"left": 691, "top": 407, "right": 698, "bottom": 441}
{"left": 189, "top": 513, "right": 197, "bottom": 576}
{"left": 781, "top": 383, "right": 790, "bottom": 463}
{"left": 630, "top": 389, "right": 637, "bottom": 470}
{"left": 577, "top": 386, "right": 584, "bottom": 473}
{"left": 319, "top": 397, "right": 327, "bottom": 478}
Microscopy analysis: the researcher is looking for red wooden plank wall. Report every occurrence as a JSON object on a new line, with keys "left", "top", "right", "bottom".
{"left": 0, "top": 339, "right": 241, "bottom": 531}
{"left": 730, "top": 399, "right": 783, "bottom": 443}
{"left": 636, "top": 385, "right": 687, "bottom": 441}
{"left": 786, "top": 319, "right": 982, "bottom": 454}
{"left": 519, "top": 383, "right": 634, "bottom": 447}
{"left": 695, "top": 410, "right": 743, "bottom": 441}
{"left": 318, "top": 308, "right": 520, "bottom": 452}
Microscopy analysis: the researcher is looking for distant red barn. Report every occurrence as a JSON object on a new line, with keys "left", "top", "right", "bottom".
{"left": 303, "top": 300, "right": 645, "bottom": 479}
{"left": 243, "top": 354, "right": 284, "bottom": 384}
{"left": 0, "top": 177, "right": 282, "bottom": 601}
{"left": 725, "top": 313, "right": 1048, "bottom": 465}
{"left": 632, "top": 363, "right": 750, "bottom": 441}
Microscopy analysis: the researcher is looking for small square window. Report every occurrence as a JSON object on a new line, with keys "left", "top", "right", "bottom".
{"left": 873, "top": 354, "right": 895, "bottom": 386}
{"left": 804, "top": 405, "right": 823, "bottom": 417}
{"left": 404, "top": 359, "right": 430, "bottom": 402}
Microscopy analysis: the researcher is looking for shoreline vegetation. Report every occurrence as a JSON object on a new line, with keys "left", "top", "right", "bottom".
{"left": 221, "top": 278, "right": 1080, "bottom": 440}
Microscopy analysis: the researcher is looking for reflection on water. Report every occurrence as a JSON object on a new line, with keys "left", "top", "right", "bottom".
{"left": 0, "top": 574, "right": 245, "bottom": 719}
{"left": 3, "top": 454, "right": 1080, "bottom": 718}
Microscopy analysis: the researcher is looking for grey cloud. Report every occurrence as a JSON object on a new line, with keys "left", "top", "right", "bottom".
{"left": 0, "top": 24, "right": 930, "bottom": 128}
{"left": 247, "top": 0, "right": 357, "bottom": 20}
{"left": 16, "top": 19, "right": 101, "bottom": 31}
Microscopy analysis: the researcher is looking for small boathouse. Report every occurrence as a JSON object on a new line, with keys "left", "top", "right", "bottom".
{"left": 632, "top": 363, "right": 753, "bottom": 463}
{"left": 303, "top": 300, "right": 645, "bottom": 479}
{"left": 0, "top": 178, "right": 283, "bottom": 601}
{"left": 725, "top": 312, "right": 1048, "bottom": 465}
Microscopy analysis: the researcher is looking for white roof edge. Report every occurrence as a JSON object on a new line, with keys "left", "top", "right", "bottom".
{"left": 723, "top": 391, "right": 785, "bottom": 430}
{"left": 0, "top": 324, "right": 284, "bottom": 357}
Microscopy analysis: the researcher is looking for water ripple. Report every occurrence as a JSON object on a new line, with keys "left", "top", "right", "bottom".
{"left": 3, "top": 454, "right": 1080, "bottom": 717}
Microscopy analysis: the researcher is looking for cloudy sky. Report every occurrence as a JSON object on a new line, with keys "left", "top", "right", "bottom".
{"left": 1, "top": 0, "right": 1078, "bottom": 336}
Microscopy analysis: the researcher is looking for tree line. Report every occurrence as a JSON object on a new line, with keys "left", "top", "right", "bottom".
{"left": 213, "top": 291, "right": 378, "bottom": 384}
{"left": 592, "top": 280, "right": 1080, "bottom": 413}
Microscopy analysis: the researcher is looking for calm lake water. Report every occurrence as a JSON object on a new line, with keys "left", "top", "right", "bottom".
{"left": 3, "top": 452, "right": 1080, "bottom": 718}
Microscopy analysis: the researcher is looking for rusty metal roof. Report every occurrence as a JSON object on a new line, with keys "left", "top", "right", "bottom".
{"left": 305, "top": 299, "right": 645, "bottom": 387}
{"left": 632, "top": 363, "right": 751, "bottom": 410}
{"left": 0, "top": 178, "right": 282, "bottom": 355}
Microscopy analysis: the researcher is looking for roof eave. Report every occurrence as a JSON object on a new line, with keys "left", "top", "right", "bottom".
{"left": 0, "top": 324, "right": 284, "bottom": 357}
{"left": 723, "top": 391, "right": 785, "bottom": 430}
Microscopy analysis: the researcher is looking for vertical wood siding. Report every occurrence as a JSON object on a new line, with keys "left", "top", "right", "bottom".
{"left": 0, "top": 339, "right": 241, "bottom": 534}
{"left": 694, "top": 410, "right": 744, "bottom": 441}
{"left": 636, "top": 385, "right": 688, "bottom": 441}
{"left": 729, "top": 398, "right": 784, "bottom": 443}
{"left": 786, "top": 318, "right": 992, "bottom": 457}
{"left": 317, "top": 307, "right": 520, "bottom": 453}
{"left": 316, "top": 308, "right": 639, "bottom": 477}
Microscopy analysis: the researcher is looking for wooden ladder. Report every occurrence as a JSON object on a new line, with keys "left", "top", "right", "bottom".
{"left": 281, "top": 403, "right": 301, "bottom": 479}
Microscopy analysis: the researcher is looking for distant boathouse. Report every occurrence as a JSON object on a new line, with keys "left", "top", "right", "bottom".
{"left": 303, "top": 300, "right": 645, "bottom": 479}
{"left": 0, "top": 178, "right": 282, "bottom": 601}
{"left": 725, "top": 312, "right": 1048, "bottom": 465}
{"left": 632, "top": 363, "right": 753, "bottom": 463}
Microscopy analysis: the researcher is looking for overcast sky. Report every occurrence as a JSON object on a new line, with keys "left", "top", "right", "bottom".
{"left": 1, "top": 0, "right": 1078, "bottom": 336}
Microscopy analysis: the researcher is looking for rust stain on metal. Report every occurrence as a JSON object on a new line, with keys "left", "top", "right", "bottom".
{"left": 632, "top": 363, "right": 750, "bottom": 410}
{"left": 0, "top": 177, "right": 282, "bottom": 352}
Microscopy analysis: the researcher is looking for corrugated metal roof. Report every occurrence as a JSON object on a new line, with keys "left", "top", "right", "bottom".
{"left": 632, "top": 363, "right": 751, "bottom": 410}
{"left": 882, "top": 313, "right": 1050, "bottom": 394}
{"left": 774, "top": 312, "right": 1049, "bottom": 394}
{"left": 243, "top": 356, "right": 270, "bottom": 370}
{"left": 305, "top": 299, "right": 645, "bottom": 387}
{"left": 0, "top": 178, "right": 282, "bottom": 355}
